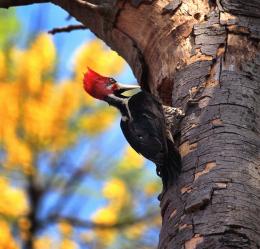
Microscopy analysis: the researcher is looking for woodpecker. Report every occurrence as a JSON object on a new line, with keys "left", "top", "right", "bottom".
{"left": 83, "top": 68, "right": 183, "bottom": 198}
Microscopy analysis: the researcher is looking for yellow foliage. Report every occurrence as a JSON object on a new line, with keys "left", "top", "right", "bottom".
{"left": 0, "top": 34, "right": 68, "bottom": 159}
{"left": 119, "top": 146, "right": 145, "bottom": 170}
{"left": 125, "top": 222, "right": 147, "bottom": 239}
{"left": 58, "top": 221, "right": 73, "bottom": 236}
{"left": 0, "top": 51, "right": 6, "bottom": 79}
{"left": 0, "top": 33, "right": 125, "bottom": 171}
{"left": 20, "top": 231, "right": 30, "bottom": 242}
{"left": 31, "top": 33, "right": 56, "bottom": 72}
{"left": 27, "top": 83, "right": 83, "bottom": 150}
{"left": 18, "top": 217, "right": 31, "bottom": 231}
{"left": 18, "top": 49, "right": 42, "bottom": 94}
{"left": 34, "top": 236, "right": 53, "bottom": 249}
{"left": 83, "top": 92, "right": 95, "bottom": 106}
{"left": 59, "top": 239, "right": 78, "bottom": 249}
{"left": 0, "top": 84, "right": 19, "bottom": 140}
{"left": 74, "top": 40, "right": 125, "bottom": 82}
{"left": 102, "top": 178, "right": 129, "bottom": 209}
{"left": 5, "top": 136, "right": 33, "bottom": 173}
{"left": 23, "top": 81, "right": 82, "bottom": 150}
{"left": 56, "top": 81, "right": 82, "bottom": 119}
{"left": 80, "top": 231, "right": 95, "bottom": 243}
{"left": 0, "top": 177, "right": 28, "bottom": 218}
{"left": 0, "top": 220, "right": 19, "bottom": 249}
{"left": 92, "top": 205, "right": 118, "bottom": 246}
{"left": 23, "top": 86, "right": 56, "bottom": 142}
{"left": 0, "top": 27, "right": 129, "bottom": 249}
{"left": 0, "top": 81, "right": 34, "bottom": 173}
{"left": 144, "top": 182, "right": 160, "bottom": 196}
{"left": 92, "top": 205, "right": 117, "bottom": 225}
{"left": 9, "top": 47, "right": 23, "bottom": 80}
{"left": 14, "top": 33, "right": 55, "bottom": 94}
{"left": 79, "top": 107, "right": 116, "bottom": 136}
{"left": 9, "top": 47, "right": 22, "bottom": 64}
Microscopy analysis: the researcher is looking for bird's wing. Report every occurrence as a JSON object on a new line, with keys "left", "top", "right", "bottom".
{"left": 120, "top": 93, "right": 168, "bottom": 165}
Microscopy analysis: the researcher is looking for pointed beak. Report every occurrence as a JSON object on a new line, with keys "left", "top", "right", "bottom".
{"left": 115, "top": 83, "right": 140, "bottom": 93}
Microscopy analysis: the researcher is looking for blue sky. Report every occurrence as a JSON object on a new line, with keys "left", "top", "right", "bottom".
{"left": 16, "top": 1, "right": 140, "bottom": 178}
{"left": 0, "top": 5, "right": 161, "bottom": 246}
{"left": 13, "top": 4, "right": 158, "bottom": 235}
{"left": 15, "top": 3, "right": 147, "bottom": 218}
{"left": 16, "top": 2, "right": 136, "bottom": 83}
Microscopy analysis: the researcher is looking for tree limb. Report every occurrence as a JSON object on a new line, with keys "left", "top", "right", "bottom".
{"left": 41, "top": 212, "right": 158, "bottom": 229}
{"left": 0, "top": 0, "right": 49, "bottom": 8}
{"left": 48, "top": 24, "right": 87, "bottom": 34}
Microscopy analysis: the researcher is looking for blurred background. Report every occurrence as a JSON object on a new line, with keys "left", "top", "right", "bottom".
{"left": 0, "top": 3, "right": 161, "bottom": 249}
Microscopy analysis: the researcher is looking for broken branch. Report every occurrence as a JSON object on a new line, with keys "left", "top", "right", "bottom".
{"left": 48, "top": 24, "right": 87, "bottom": 35}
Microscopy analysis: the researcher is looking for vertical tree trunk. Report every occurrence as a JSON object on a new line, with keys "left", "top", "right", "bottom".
{"left": 158, "top": 1, "right": 260, "bottom": 248}
{"left": 1, "top": 0, "right": 259, "bottom": 248}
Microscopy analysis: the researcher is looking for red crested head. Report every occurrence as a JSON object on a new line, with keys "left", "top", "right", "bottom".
{"left": 83, "top": 68, "right": 118, "bottom": 100}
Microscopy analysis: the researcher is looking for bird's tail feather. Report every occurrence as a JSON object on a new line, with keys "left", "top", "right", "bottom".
{"left": 156, "top": 140, "right": 182, "bottom": 200}
{"left": 160, "top": 139, "right": 182, "bottom": 188}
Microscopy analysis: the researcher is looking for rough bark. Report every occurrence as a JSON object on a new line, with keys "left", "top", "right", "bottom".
{"left": 159, "top": 1, "right": 260, "bottom": 248}
{"left": 1, "top": 0, "right": 259, "bottom": 248}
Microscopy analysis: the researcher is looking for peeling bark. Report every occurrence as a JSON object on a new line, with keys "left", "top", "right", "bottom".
{"left": 161, "top": 1, "right": 260, "bottom": 248}
{"left": 1, "top": 0, "right": 259, "bottom": 248}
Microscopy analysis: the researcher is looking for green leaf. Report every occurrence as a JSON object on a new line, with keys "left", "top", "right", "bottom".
{"left": 0, "top": 9, "right": 20, "bottom": 48}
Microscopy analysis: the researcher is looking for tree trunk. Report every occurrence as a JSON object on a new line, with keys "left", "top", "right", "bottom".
{"left": 1, "top": 0, "right": 259, "bottom": 248}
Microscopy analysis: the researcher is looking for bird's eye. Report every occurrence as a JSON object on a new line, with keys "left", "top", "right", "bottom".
{"left": 106, "top": 78, "right": 116, "bottom": 86}
{"left": 138, "top": 135, "right": 143, "bottom": 139}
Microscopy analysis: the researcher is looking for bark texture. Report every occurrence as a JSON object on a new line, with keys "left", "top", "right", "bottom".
{"left": 1, "top": 0, "right": 259, "bottom": 248}
{"left": 160, "top": 1, "right": 260, "bottom": 248}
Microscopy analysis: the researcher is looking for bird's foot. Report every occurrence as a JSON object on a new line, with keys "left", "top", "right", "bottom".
{"left": 163, "top": 105, "right": 185, "bottom": 119}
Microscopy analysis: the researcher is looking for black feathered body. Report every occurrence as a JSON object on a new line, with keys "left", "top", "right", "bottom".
{"left": 106, "top": 91, "right": 181, "bottom": 191}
